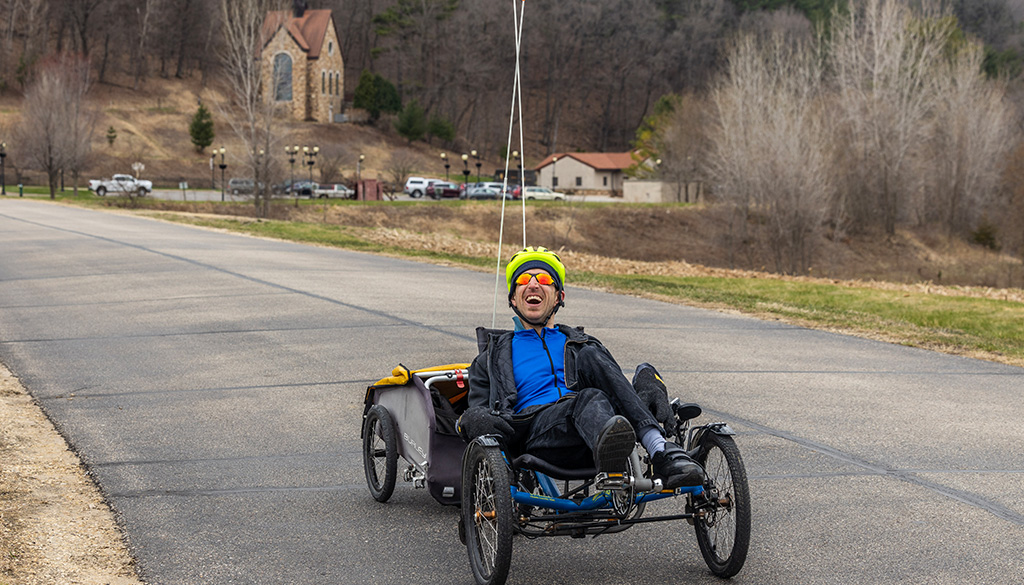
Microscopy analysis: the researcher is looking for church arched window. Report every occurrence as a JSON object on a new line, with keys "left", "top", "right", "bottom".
{"left": 273, "top": 53, "right": 293, "bottom": 101}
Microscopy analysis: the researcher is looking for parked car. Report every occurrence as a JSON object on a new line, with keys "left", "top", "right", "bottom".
{"left": 315, "top": 183, "right": 355, "bottom": 199}
{"left": 272, "top": 180, "right": 312, "bottom": 196}
{"left": 426, "top": 181, "right": 460, "bottom": 199}
{"left": 227, "top": 178, "right": 265, "bottom": 195}
{"left": 285, "top": 180, "right": 317, "bottom": 197}
{"left": 515, "top": 186, "right": 566, "bottom": 201}
{"left": 403, "top": 177, "right": 438, "bottom": 198}
{"left": 460, "top": 182, "right": 514, "bottom": 199}
{"left": 464, "top": 185, "right": 501, "bottom": 200}
{"left": 88, "top": 174, "right": 152, "bottom": 197}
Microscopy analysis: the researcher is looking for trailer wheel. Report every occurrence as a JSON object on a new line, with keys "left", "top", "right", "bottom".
{"left": 362, "top": 405, "right": 398, "bottom": 502}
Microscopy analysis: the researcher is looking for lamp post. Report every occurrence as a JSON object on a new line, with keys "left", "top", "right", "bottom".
{"left": 357, "top": 153, "right": 364, "bottom": 183}
{"left": 512, "top": 150, "right": 521, "bottom": 194}
{"left": 300, "top": 145, "right": 318, "bottom": 203}
{"left": 218, "top": 146, "right": 227, "bottom": 202}
{"left": 441, "top": 152, "right": 449, "bottom": 181}
{"left": 551, "top": 155, "right": 558, "bottom": 189}
{"left": 461, "top": 153, "right": 470, "bottom": 188}
{"left": 303, "top": 145, "right": 319, "bottom": 184}
{"left": 472, "top": 149, "right": 481, "bottom": 184}
{"left": 1, "top": 142, "right": 6, "bottom": 196}
{"left": 286, "top": 145, "right": 299, "bottom": 200}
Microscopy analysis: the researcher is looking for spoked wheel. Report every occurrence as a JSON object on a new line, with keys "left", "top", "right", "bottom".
{"left": 693, "top": 432, "right": 750, "bottom": 578}
{"left": 362, "top": 405, "right": 398, "bottom": 502}
{"left": 461, "top": 441, "right": 513, "bottom": 585}
{"left": 610, "top": 450, "right": 646, "bottom": 519}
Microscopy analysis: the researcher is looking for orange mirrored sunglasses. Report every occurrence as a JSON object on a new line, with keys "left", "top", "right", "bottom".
{"left": 515, "top": 272, "right": 555, "bottom": 286}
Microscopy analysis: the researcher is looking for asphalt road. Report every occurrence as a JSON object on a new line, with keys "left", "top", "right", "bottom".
{"left": 1, "top": 198, "right": 1022, "bottom": 585}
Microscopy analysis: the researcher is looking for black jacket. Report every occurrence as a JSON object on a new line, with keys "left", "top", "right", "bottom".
{"left": 467, "top": 324, "right": 612, "bottom": 416}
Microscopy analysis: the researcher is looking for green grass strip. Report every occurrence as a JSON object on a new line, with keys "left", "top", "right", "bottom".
{"left": 575, "top": 272, "right": 1024, "bottom": 361}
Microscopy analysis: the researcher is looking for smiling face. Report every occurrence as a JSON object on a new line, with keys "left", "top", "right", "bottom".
{"left": 511, "top": 269, "right": 563, "bottom": 330}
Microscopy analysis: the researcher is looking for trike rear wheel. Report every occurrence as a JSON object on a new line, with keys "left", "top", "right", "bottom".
{"left": 362, "top": 405, "right": 398, "bottom": 502}
{"left": 462, "top": 441, "right": 513, "bottom": 585}
{"left": 694, "top": 432, "right": 750, "bottom": 578}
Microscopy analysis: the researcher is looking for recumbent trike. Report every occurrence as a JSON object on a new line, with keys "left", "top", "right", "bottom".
{"left": 361, "top": 331, "right": 751, "bottom": 585}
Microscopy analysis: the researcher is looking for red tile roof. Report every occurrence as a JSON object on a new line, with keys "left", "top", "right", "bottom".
{"left": 262, "top": 9, "right": 333, "bottom": 59}
{"left": 533, "top": 152, "right": 640, "bottom": 171}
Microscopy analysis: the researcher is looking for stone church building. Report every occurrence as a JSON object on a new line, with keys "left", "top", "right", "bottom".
{"left": 261, "top": 1, "right": 344, "bottom": 122}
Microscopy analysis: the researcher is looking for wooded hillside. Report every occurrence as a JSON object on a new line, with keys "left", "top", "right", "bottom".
{"left": 1, "top": 0, "right": 1020, "bottom": 155}
{"left": 2, "top": 0, "right": 1024, "bottom": 276}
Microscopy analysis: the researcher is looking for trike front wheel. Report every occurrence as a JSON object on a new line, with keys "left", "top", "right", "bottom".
{"left": 693, "top": 432, "right": 750, "bottom": 578}
{"left": 462, "top": 441, "right": 513, "bottom": 585}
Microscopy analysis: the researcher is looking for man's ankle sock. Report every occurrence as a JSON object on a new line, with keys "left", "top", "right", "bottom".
{"left": 639, "top": 425, "right": 666, "bottom": 455}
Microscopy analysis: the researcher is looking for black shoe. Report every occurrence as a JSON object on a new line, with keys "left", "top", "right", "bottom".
{"left": 633, "top": 363, "right": 675, "bottom": 430}
{"left": 652, "top": 442, "right": 704, "bottom": 489}
{"left": 594, "top": 415, "right": 636, "bottom": 474}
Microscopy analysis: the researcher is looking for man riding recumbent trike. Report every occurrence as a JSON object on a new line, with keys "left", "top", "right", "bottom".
{"left": 362, "top": 247, "right": 751, "bottom": 585}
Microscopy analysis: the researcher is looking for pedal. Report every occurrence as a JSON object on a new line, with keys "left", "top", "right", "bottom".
{"left": 595, "top": 472, "right": 627, "bottom": 490}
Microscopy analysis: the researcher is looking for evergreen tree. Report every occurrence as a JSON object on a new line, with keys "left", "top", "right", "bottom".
{"left": 106, "top": 126, "right": 117, "bottom": 146}
{"left": 427, "top": 114, "right": 455, "bottom": 143}
{"left": 374, "top": 75, "right": 402, "bottom": 115}
{"left": 353, "top": 70, "right": 378, "bottom": 117}
{"left": 354, "top": 70, "right": 402, "bottom": 122}
{"left": 189, "top": 103, "right": 215, "bottom": 153}
{"left": 395, "top": 100, "right": 427, "bottom": 143}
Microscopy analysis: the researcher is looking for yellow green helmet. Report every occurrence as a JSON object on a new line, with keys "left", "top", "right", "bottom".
{"left": 506, "top": 246, "right": 566, "bottom": 297}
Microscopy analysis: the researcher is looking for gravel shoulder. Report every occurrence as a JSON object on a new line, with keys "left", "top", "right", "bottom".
{"left": 0, "top": 364, "right": 143, "bottom": 585}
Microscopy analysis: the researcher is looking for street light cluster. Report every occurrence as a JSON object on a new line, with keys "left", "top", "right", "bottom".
{"left": 302, "top": 145, "right": 319, "bottom": 183}
{"left": 441, "top": 150, "right": 483, "bottom": 185}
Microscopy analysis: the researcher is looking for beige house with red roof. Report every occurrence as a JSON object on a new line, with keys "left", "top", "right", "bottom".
{"left": 533, "top": 152, "right": 636, "bottom": 194}
{"left": 261, "top": 2, "right": 344, "bottom": 122}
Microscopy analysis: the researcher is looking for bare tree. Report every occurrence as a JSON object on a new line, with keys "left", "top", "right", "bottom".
{"left": 651, "top": 93, "right": 709, "bottom": 203}
{"left": 829, "top": 0, "right": 953, "bottom": 234}
{"left": 317, "top": 144, "right": 352, "bottom": 184}
{"left": 18, "top": 53, "right": 93, "bottom": 199}
{"left": 926, "top": 40, "right": 1016, "bottom": 236}
{"left": 218, "top": 0, "right": 287, "bottom": 217}
{"left": 385, "top": 148, "right": 417, "bottom": 188}
{"left": 707, "top": 34, "right": 834, "bottom": 273}
{"left": 63, "top": 0, "right": 107, "bottom": 57}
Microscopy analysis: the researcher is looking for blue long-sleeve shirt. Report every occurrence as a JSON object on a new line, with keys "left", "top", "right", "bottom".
{"left": 511, "top": 327, "right": 569, "bottom": 412}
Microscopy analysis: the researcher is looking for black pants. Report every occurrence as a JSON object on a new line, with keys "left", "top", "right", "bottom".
{"left": 517, "top": 345, "right": 659, "bottom": 469}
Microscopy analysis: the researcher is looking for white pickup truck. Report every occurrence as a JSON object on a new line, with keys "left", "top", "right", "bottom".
{"left": 88, "top": 174, "right": 153, "bottom": 196}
